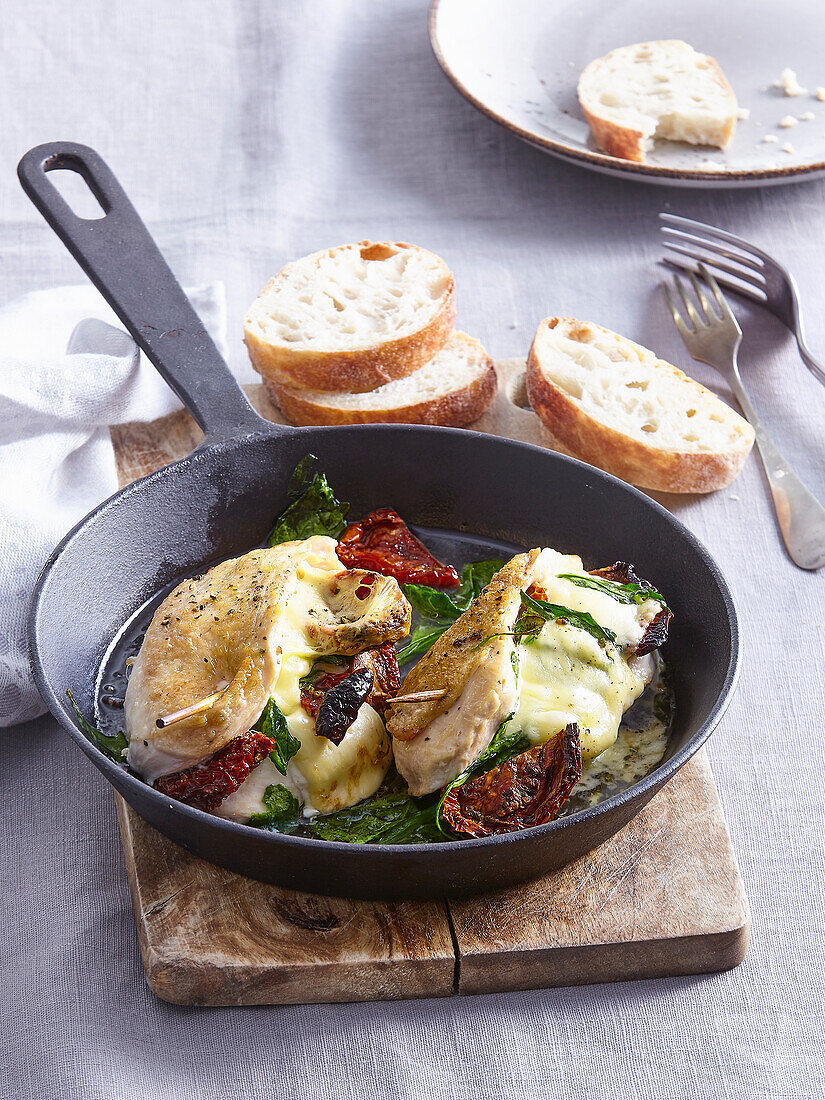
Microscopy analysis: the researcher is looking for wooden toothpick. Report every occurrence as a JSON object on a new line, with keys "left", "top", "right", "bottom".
{"left": 156, "top": 683, "right": 228, "bottom": 728}
{"left": 385, "top": 688, "right": 447, "bottom": 706}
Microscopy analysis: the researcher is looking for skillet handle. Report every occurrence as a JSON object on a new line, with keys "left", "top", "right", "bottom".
{"left": 18, "top": 141, "right": 270, "bottom": 441}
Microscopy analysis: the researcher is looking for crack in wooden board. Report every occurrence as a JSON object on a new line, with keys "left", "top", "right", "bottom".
{"left": 110, "top": 375, "right": 749, "bottom": 1005}
{"left": 448, "top": 752, "right": 749, "bottom": 995}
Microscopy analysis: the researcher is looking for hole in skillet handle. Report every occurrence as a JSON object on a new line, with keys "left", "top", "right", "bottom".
{"left": 45, "top": 167, "right": 107, "bottom": 220}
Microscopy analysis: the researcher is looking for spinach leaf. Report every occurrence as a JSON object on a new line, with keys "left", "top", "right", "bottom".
{"left": 254, "top": 698, "right": 301, "bottom": 775}
{"left": 66, "top": 690, "right": 128, "bottom": 761}
{"left": 398, "top": 558, "right": 508, "bottom": 665}
{"left": 248, "top": 784, "right": 300, "bottom": 828}
{"left": 436, "top": 713, "right": 529, "bottom": 833}
{"left": 558, "top": 572, "right": 668, "bottom": 611}
{"left": 472, "top": 589, "right": 618, "bottom": 654}
{"left": 268, "top": 455, "right": 350, "bottom": 545}
{"left": 310, "top": 790, "right": 442, "bottom": 845}
{"left": 403, "top": 557, "right": 507, "bottom": 622}
{"left": 401, "top": 584, "right": 465, "bottom": 621}
{"left": 396, "top": 623, "right": 449, "bottom": 664}
{"left": 462, "top": 558, "right": 507, "bottom": 599}
{"left": 518, "top": 590, "right": 618, "bottom": 649}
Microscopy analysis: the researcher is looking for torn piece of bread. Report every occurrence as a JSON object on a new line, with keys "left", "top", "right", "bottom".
{"left": 265, "top": 331, "right": 496, "bottom": 427}
{"left": 244, "top": 241, "right": 455, "bottom": 394}
{"left": 578, "top": 40, "right": 738, "bottom": 163}
{"left": 526, "top": 317, "right": 754, "bottom": 493}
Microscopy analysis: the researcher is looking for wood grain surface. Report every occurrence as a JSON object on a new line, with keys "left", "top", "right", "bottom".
{"left": 111, "top": 376, "right": 749, "bottom": 1005}
{"left": 117, "top": 799, "right": 456, "bottom": 1005}
{"left": 450, "top": 753, "right": 749, "bottom": 995}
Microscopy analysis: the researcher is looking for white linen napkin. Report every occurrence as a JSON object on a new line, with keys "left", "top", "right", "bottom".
{"left": 0, "top": 282, "right": 227, "bottom": 727}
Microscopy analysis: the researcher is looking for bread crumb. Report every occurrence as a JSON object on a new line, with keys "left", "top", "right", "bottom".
{"left": 779, "top": 115, "right": 798, "bottom": 128}
{"left": 737, "top": 107, "right": 750, "bottom": 120}
{"left": 775, "top": 68, "right": 807, "bottom": 96}
{"left": 800, "top": 111, "right": 815, "bottom": 121}
{"left": 782, "top": 142, "right": 795, "bottom": 153}
{"left": 762, "top": 134, "right": 778, "bottom": 143}
{"left": 729, "top": 494, "right": 740, "bottom": 502}
{"left": 816, "top": 87, "right": 825, "bottom": 101}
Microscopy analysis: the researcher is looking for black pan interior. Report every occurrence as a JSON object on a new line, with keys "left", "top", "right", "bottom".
{"left": 33, "top": 424, "right": 738, "bottom": 899}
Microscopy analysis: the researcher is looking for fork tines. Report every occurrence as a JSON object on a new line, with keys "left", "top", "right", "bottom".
{"left": 659, "top": 212, "right": 768, "bottom": 303}
{"left": 663, "top": 263, "right": 738, "bottom": 336}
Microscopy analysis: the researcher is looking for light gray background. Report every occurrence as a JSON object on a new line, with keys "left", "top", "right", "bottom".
{"left": 1, "top": 3, "right": 823, "bottom": 1098}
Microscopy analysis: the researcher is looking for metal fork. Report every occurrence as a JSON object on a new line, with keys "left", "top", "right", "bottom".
{"left": 660, "top": 212, "right": 825, "bottom": 390}
{"left": 663, "top": 265, "right": 825, "bottom": 570}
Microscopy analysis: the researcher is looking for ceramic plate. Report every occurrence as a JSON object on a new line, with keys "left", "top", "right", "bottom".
{"left": 430, "top": 0, "right": 825, "bottom": 187}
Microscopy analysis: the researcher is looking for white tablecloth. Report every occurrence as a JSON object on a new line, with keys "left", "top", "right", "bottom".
{"left": 1, "top": 3, "right": 823, "bottom": 1098}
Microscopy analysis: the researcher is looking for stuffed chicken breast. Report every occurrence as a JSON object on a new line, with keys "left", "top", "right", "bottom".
{"left": 80, "top": 455, "right": 675, "bottom": 847}
{"left": 388, "top": 548, "right": 670, "bottom": 800}
{"left": 125, "top": 535, "right": 411, "bottom": 819}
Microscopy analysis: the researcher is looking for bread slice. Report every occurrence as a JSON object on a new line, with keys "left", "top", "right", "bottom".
{"left": 244, "top": 241, "right": 455, "bottom": 393}
{"left": 526, "top": 318, "right": 754, "bottom": 493}
{"left": 578, "top": 41, "right": 738, "bottom": 163}
{"left": 266, "top": 331, "right": 496, "bottom": 427}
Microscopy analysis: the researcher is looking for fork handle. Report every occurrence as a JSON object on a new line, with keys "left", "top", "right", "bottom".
{"left": 728, "top": 372, "right": 825, "bottom": 570}
{"left": 795, "top": 336, "right": 825, "bottom": 390}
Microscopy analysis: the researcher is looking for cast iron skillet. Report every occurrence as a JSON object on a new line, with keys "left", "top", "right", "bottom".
{"left": 20, "top": 141, "right": 740, "bottom": 901}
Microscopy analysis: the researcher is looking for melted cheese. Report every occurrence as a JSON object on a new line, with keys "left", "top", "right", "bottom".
{"left": 221, "top": 558, "right": 391, "bottom": 819}
{"left": 514, "top": 549, "right": 659, "bottom": 762}
{"left": 218, "top": 703, "right": 389, "bottom": 821}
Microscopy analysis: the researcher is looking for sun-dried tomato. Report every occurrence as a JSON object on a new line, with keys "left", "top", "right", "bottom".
{"left": 441, "top": 724, "right": 582, "bottom": 837}
{"left": 316, "top": 667, "right": 375, "bottom": 744}
{"left": 154, "top": 730, "right": 275, "bottom": 812}
{"left": 353, "top": 643, "right": 401, "bottom": 714}
{"left": 300, "top": 643, "right": 401, "bottom": 720}
{"left": 633, "top": 606, "right": 672, "bottom": 656}
{"left": 591, "top": 562, "right": 672, "bottom": 655}
{"left": 337, "top": 508, "right": 460, "bottom": 588}
{"left": 301, "top": 664, "right": 352, "bottom": 719}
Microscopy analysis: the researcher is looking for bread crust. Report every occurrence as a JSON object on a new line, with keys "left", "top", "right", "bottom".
{"left": 705, "top": 57, "right": 738, "bottom": 145}
{"left": 526, "top": 317, "right": 754, "bottom": 494}
{"left": 578, "top": 42, "right": 737, "bottom": 163}
{"left": 265, "top": 334, "right": 497, "bottom": 426}
{"left": 244, "top": 242, "right": 456, "bottom": 394}
{"left": 579, "top": 102, "right": 646, "bottom": 162}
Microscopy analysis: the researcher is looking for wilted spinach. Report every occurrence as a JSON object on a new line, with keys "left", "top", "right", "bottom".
{"left": 248, "top": 784, "right": 301, "bottom": 829}
{"left": 397, "top": 557, "right": 507, "bottom": 665}
{"left": 310, "top": 789, "right": 443, "bottom": 845}
{"left": 66, "top": 690, "right": 128, "bottom": 761}
{"left": 268, "top": 455, "right": 350, "bottom": 545}
{"left": 254, "top": 698, "right": 301, "bottom": 774}
{"left": 558, "top": 572, "right": 668, "bottom": 611}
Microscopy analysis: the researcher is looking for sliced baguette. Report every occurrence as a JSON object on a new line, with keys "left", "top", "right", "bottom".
{"left": 266, "top": 331, "right": 496, "bottom": 426}
{"left": 578, "top": 40, "right": 738, "bottom": 163}
{"left": 244, "top": 241, "right": 455, "bottom": 394}
{"left": 526, "top": 317, "right": 754, "bottom": 493}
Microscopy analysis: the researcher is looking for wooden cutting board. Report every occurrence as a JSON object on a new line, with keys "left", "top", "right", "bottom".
{"left": 111, "top": 370, "right": 749, "bottom": 1006}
